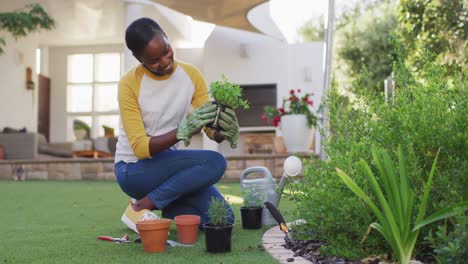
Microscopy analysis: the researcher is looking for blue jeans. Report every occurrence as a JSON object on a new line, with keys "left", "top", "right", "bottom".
{"left": 114, "top": 149, "right": 234, "bottom": 226}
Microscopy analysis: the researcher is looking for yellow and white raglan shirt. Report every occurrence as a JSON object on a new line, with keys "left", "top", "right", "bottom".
{"left": 115, "top": 61, "right": 216, "bottom": 163}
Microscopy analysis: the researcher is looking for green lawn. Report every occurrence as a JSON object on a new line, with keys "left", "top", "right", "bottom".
{"left": 0, "top": 181, "right": 296, "bottom": 263}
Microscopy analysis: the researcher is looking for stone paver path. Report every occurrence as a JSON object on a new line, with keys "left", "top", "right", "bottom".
{"left": 262, "top": 221, "right": 309, "bottom": 264}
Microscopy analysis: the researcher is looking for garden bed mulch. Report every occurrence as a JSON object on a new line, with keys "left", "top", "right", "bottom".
{"left": 264, "top": 220, "right": 421, "bottom": 264}
{"left": 283, "top": 239, "right": 388, "bottom": 264}
{"left": 283, "top": 239, "right": 362, "bottom": 264}
{"left": 283, "top": 238, "right": 429, "bottom": 264}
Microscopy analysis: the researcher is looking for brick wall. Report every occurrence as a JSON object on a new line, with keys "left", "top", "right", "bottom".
{"left": 0, "top": 154, "right": 314, "bottom": 181}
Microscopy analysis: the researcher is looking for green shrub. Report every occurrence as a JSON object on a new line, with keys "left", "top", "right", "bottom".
{"left": 336, "top": 146, "right": 467, "bottom": 264}
{"left": 289, "top": 46, "right": 467, "bottom": 260}
{"left": 426, "top": 210, "right": 468, "bottom": 264}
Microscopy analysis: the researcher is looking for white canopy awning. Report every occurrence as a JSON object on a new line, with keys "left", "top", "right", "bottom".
{"left": 150, "top": 0, "right": 268, "bottom": 33}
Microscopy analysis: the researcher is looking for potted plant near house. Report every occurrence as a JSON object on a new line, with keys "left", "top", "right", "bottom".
{"left": 102, "top": 125, "right": 115, "bottom": 138}
{"left": 240, "top": 187, "right": 263, "bottom": 229}
{"left": 203, "top": 197, "right": 234, "bottom": 253}
{"left": 261, "top": 89, "right": 317, "bottom": 153}
{"left": 208, "top": 75, "right": 249, "bottom": 129}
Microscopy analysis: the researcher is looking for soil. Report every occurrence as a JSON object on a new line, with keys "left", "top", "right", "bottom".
{"left": 283, "top": 239, "right": 364, "bottom": 264}
{"left": 282, "top": 238, "right": 434, "bottom": 264}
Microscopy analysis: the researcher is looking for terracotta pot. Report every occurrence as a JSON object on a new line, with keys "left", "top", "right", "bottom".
{"left": 174, "top": 215, "right": 201, "bottom": 244}
{"left": 136, "top": 219, "right": 171, "bottom": 253}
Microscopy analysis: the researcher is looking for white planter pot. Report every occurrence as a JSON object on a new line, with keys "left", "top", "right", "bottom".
{"left": 280, "top": 114, "right": 313, "bottom": 153}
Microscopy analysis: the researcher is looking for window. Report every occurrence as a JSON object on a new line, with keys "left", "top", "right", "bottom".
{"left": 66, "top": 53, "right": 122, "bottom": 140}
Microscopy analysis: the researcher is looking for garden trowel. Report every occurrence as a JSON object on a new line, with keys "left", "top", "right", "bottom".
{"left": 264, "top": 201, "right": 298, "bottom": 246}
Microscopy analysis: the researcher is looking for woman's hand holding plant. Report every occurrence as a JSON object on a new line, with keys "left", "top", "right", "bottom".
{"left": 218, "top": 107, "right": 239, "bottom": 148}
{"left": 177, "top": 102, "right": 217, "bottom": 146}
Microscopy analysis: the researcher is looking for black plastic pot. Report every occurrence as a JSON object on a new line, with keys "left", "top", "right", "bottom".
{"left": 203, "top": 223, "right": 233, "bottom": 253}
{"left": 240, "top": 206, "right": 263, "bottom": 229}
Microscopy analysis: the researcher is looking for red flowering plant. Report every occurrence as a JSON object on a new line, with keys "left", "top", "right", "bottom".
{"left": 260, "top": 89, "right": 317, "bottom": 128}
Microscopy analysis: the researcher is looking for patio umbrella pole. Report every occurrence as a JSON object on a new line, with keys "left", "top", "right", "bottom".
{"left": 319, "top": 0, "right": 335, "bottom": 161}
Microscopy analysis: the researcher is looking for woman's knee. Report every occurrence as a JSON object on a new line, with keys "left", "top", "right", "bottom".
{"left": 204, "top": 150, "right": 227, "bottom": 177}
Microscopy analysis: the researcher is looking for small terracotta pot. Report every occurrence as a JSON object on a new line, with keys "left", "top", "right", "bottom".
{"left": 174, "top": 215, "right": 201, "bottom": 244}
{"left": 136, "top": 219, "right": 171, "bottom": 253}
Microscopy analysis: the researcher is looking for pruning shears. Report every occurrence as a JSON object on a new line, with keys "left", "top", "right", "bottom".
{"left": 264, "top": 201, "right": 298, "bottom": 246}
{"left": 97, "top": 234, "right": 131, "bottom": 243}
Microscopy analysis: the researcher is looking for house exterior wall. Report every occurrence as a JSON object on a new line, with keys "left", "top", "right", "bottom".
{"left": 203, "top": 27, "right": 324, "bottom": 155}
{"left": 1, "top": 1, "right": 325, "bottom": 155}
{"left": 0, "top": 33, "right": 39, "bottom": 132}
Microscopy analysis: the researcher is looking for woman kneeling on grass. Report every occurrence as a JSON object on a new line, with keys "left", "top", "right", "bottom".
{"left": 114, "top": 17, "right": 237, "bottom": 233}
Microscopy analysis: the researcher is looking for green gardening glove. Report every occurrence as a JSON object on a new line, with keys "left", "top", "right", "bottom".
{"left": 218, "top": 107, "right": 239, "bottom": 148}
{"left": 177, "top": 102, "right": 217, "bottom": 146}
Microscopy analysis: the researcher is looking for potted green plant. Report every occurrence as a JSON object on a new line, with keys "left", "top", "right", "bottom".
{"left": 208, "top": 75, "right": 249, "bottom": 129}
{"left": 240, "top": 187, "right": 263, "bottom": 229}
{"left": 203, "top": 197, "right": 234, "bottom": 253}
{"left": 102, "top": 125, "right": 115, "bottom": 138}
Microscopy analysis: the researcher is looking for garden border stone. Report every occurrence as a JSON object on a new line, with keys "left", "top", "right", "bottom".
{"left": 262, "top": 220, "right": 309, "bottom": 264}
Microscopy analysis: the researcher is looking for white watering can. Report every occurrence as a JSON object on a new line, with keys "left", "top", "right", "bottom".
{"left": 240, "top": 156, "right": 302, "bottom": 226}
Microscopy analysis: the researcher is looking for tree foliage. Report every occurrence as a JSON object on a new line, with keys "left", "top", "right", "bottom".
{"left": 298, "top": 15, "right": 325, "bottom": 42}
{"left": 397, "top": 0, "right": 467, "bottom": 75}
{"left": 335, "top": 2, "right": 398, "bottom": 93}
{"left": 0, "top": 3, "right": 55, "bottom": 54}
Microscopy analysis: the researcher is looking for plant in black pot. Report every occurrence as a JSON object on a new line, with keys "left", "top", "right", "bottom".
{"left": 240, "top": 187, "right": 263, "bottom": 229}
{"left": 208, "top": 75, "right": 249, "bottom": 129}
{"left": 203, "top": 197, "right": 234, "bottom": 253}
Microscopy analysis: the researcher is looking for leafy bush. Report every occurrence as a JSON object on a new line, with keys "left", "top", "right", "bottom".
{"left": 336, "top": 146, "right": 467, "bottom": 264}
{"left": 426, "top": 210, "right": 468, "bottom": 264}
{"left": 289, "top": 46, "right": 467, "bottom": 259}
{"left": 397, "top": 0, "right": 466, "bottom": 75}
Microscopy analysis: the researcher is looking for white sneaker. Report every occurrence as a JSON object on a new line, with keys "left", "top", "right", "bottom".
{"left": 121, "top": 202, "right": 160, "bottom": 234}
